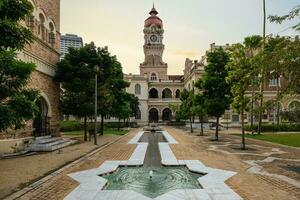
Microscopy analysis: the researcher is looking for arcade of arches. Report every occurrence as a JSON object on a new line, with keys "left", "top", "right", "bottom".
{"left": 149, "top": 107, "right": 173, "bottom": 122}
{"left": 148, "top": 88, "right": 181, "bottom": 99}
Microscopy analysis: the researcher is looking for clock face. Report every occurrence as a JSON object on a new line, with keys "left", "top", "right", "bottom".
{"left": 150, "top": 35, "right": 158, "bottom": 43}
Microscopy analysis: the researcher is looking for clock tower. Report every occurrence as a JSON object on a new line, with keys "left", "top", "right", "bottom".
{"left": 140, "top": 5, "right": 168, "bottom": 80}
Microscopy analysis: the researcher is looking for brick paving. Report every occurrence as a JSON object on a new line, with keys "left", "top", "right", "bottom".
{"left": 165, "top": 127, "right": 300, "bottom": 200}
{"left": 13, "top": 130, "right": 137, "bottom": 200}
{"left": 2, "top": 127, "right": 300, "bottom": 200}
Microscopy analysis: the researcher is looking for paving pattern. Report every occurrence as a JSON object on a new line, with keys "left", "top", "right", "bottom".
{"left": 64, "top": 130, "right": 242, "bottom": 200}
{"left": 3, "top": 128, "right": 300, "bottom": 200}
{"left": 166, "top": 127, "right": 300, "bottom": 200}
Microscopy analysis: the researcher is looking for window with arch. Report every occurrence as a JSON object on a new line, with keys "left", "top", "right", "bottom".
{"left": 38, "top": 13, "right": 45, "bottom": 40}
{"left": 150, "top": 73, "right": 157, "bottom": 81}
{"left": 162, "top": 88, "right": 172, "bottom": 98}
{"left": 48, "top": 22, "right": 56, "bottom": 44}
{"left": 135, "top": 84, "right": 141, "bottom": 95}
{"left": 149, "top": 88, "right": 158, "bottom": 98}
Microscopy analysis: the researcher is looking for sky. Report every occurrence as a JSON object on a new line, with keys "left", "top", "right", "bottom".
{"left": 61, "top": 0, "right": 299, "bottom": 75}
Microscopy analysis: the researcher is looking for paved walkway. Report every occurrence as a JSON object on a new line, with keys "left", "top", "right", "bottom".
{"left": 0, "top": 134, "right": 126, "bottom": 199}
{"left": 165, "top": 127, "right": 300, "bottom": 200}
{"left": 1, "top": 128, "right": 300, "bottom": 200}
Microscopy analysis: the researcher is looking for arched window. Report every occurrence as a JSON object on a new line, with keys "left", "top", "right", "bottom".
{"left": 162, "top": 108, "right": 172, "bottom": 121}
{"left": 175, "top": 89, "right": 180, "bottom": 98}
{"left": 149, "top": 108, "right": 159, "bottom": 123}
{"left": 135, "top": 84, "right": 141, "bottom": 95}
{"left": 162, "top": 88, "right": 172, "bottom": 98}
{"left": 38, "top": 13, "right": 45, "bottom": 40}
{"left": 149, "top": 88, "right": 158, "bottom": 98}
{"left": 48, "top": 22, "right": 56, "bottom": 44}
{"left": 150, "top": 73, "right": 157, "bottom": 81}
{"left": 135, "top": 107, "right": 141, "bottom": 120}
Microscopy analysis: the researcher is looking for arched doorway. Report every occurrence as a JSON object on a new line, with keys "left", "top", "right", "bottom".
{"left": 149, "top": 88, "right": 158, "bottom": 98}
{"left": 149, "top": 108, "right": 159, "bottom": 123}
{"left": 162, "top": 88, "right": 172, "bottom": 99}
{"left": 33, "top": 97, "right": 50, "bottom": 137}
{"left": 162, "top": 108, "right": 172, "bottom": 121}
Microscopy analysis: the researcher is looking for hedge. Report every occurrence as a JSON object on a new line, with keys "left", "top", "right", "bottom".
{"left": 60, "top": 120, "right": 137, "bottom": 132}
{"left": 244, "top": 124, "right": 300, "bottom": 132}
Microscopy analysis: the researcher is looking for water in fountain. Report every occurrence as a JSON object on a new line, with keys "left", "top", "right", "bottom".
{"left": 102, "top": 129, "right": 202, "bottom": 198}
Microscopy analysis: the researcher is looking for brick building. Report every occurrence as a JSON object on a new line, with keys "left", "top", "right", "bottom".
{"left": 17, "top": 0, "right": 61, "bottom": 136}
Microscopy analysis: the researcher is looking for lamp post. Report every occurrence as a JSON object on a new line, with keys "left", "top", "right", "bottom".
{"left": 94, "top": 65, "right": 100, "bottom": 145}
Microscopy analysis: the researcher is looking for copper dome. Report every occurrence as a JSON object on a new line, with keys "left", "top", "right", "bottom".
{"left": 144, "top": 6, "right": 163, "bottom": 28}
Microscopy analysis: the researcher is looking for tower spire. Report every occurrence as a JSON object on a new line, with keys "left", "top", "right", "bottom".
{"left": 149, "top": 2, "right": 158, "bottom": 15}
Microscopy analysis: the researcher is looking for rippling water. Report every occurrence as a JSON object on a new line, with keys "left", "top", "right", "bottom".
{"left": 102, "top": 167, "right": 202, "bottom": 198}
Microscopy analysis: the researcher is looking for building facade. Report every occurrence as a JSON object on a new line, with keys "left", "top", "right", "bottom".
{"left": 125, "top": 6, "right": 184, "bottom": 125}
{"left": 60, "top": 34, "right": 83, "bottom": 60}
{"left": 17, "top": 0, "right": 61, "bottom": 136}
{"left": 125, "top": 5, "right": 300, "bottom": 127}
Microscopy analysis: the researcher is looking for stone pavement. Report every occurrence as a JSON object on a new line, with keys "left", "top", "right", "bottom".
{"left": 2, "top": 127, "right": 300, "bottom": 200}
{"left": 165, "top": 127, "right": 300, "bottom": 200}
{"left": 0, "top": 130, "right": 137, "bottom": 200}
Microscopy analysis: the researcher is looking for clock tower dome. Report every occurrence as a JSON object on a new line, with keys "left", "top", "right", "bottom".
{"left": 140, "top": 5, "right": 168, "bottom": 80}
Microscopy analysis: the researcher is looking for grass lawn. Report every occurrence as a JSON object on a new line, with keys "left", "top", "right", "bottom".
{"left": 233, "top": 133, "right": 300, "bottom": 147}
{"left": 62, "top": 129, "right": 129, "bottom": 136}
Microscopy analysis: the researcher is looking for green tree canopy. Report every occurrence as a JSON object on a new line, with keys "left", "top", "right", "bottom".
{"left": 196, "top": 48, "right": 231, "bottom": 140}
{"left": 0, "top": 0, "right": 39, "bottom": 132}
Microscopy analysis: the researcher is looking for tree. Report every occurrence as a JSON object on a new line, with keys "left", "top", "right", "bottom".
{"left": 269, "top": 5, "right": 300, "bottom": 31}
{"left": 198, "top": 48, "right": 231, "bottom": 141}
{"left": 111, "top": 92, "right": 139, "bottom": 131}
{"left": 55, "top": 43, "right": 110, "bottom": 142}
{"left": 192, "top": 93, "right": 206, "bottom": 136}
{"left": 0, "top": 0, "right": 39, "bottom": 132}
{"left": 243, "top": 35, "right": 262, "bottom": 133}
{"left": 176, "top": 89, "right": 194, "bottom": 133}
{"left": 226, "top": 43, "right": 253, "bottom": 150}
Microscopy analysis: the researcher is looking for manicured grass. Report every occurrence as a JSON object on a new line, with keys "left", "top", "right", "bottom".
{"left": 62, "top": 129, "right": 129, "bottom": 136}
{"left": 233, "top": 133, "right": 300, "bottom": 147}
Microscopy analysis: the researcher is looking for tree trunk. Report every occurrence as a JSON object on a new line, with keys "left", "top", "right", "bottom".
{"left": 118, "top": 118, "right": 120, "bottom": 131}
{"left": 258, "top": 0, "right": 266, "bottom": 135}
{"left": 84, "top": 116, "right": 87, "bottom": 141}
{"left": 251, "top": 82, "right": 255, "bottom": 134}
{"left": 241, "top": 110, "right": 246, "bottom": 150}
{"left": 200, "top": 116, "right": 204, "bottom": 136}
{"left": 100, "top": 115, "right": 104, "bottom": 136}
{"left": 215, "top": 117, "right": 219, "bottom": 141}
{"left": 190, "top": 117, "right": 193, "bottom": 133}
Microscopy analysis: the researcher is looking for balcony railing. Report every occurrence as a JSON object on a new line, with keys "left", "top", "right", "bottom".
{"left": 148, "top": 98, "right": 180, "bottom": 102}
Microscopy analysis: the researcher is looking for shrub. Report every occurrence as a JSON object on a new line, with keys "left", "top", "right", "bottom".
{"left": 60, "top": 121, "right": 84, "bottom": 132}
{"left": 244, "top": 124, "right": 300, "bottom": 132}
{"left": 60, "top": 121, "right": 138, "bottom": 132}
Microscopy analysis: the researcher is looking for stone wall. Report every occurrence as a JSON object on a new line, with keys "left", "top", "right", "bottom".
{"left": 28, "top": 71, "right": 60, "bottom": 135}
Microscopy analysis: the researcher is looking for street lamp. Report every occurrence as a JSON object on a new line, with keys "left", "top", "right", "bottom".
{"left": 94, "top": 65, "right": 100, "bottom": 145}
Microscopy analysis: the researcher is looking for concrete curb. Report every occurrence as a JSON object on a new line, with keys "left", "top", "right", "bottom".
{"left": 3, "top": 133, "right": 130, "bottom": 200}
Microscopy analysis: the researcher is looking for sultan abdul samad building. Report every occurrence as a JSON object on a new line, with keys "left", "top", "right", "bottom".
{"left": 123, "top": 5, "right": 300, "bottom": 126}
{"left": 124, "top": 6, "right": 184, "bottom": 125}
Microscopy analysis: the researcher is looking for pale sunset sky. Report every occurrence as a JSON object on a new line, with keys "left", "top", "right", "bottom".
{"left": 61, "top": 0, "right": 299, "bottom": 75}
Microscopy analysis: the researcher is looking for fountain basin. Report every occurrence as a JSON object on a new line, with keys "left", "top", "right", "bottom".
{"left": 102, "top": 166, "right": 202, "bottom": 198}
